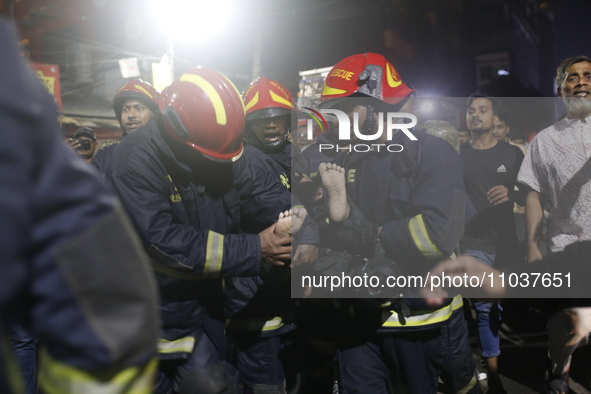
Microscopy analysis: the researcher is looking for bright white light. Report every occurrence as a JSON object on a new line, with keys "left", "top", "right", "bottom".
{"left": 421, "top": 101, "right": 434, "bottom": 113}
{"left": 497, "top": 69, "right": 510, "bottom": 76}
{"left": 152, "top": 0, "right": 232, "bottom": 40}
{"left": 415, "top": 90, "right": 440, "bottom": 98}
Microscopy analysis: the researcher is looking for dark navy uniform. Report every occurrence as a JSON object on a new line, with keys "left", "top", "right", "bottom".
{"left": 92, "top": 141, "right": 118, "bottom": 178}
{"left": 327, "top": 130, "right": 478, "bottom": 393}
{"left": 0, "top": 19, "right": 158, "bottom": 393}
{"left": 227, "top": 142, "right": 319, "bottom": 393}
{"left": 108, "top": 118, "right": 263, "bottom": 393}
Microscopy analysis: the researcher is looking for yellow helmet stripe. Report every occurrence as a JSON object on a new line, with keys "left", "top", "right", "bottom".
{"left": 386, "top": 63, "right": 402, "bottom": 88}
{"left": 219, "top": 73, "right": 246, "bottom": 115}
{"left": 180, "top": 73, "right": 227, "bottom": 125}
{"left": 321, "top": 84, "right": 347, "bottom": 96}
{"left": 244, "top": 92, "right": 259, "bottom": 112}
{"left": 134, "top": 85, "right": 154, "bottom": 98}
{"left": 269, "top": 90, "right": 294, "bottom": 108}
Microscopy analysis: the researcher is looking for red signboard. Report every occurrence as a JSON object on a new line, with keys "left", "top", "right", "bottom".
{"left": 31, "top": 62, "right": 62, "bottom": 111}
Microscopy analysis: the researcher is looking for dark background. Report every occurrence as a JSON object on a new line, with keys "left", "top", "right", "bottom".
{"left": 3, "top": 0, "right": 591, "bottom": 135}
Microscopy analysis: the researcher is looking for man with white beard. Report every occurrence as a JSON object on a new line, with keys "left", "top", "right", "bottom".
{"left": 518, "top": 55, "right": 591, "bottom": 394}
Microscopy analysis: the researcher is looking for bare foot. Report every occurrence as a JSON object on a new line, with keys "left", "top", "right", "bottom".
{"left": 319, "top": 162, "right": 350, "bottom": 222}
{"left": 274, "top": 208, "right": 307, "bottom": 236}
{"left": 290, "top": 207, "right": 307, "bottom": 234}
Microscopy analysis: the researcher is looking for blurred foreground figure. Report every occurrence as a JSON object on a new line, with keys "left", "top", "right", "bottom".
{"left": 0, "top": 18, "right": 159, "bottom": 393}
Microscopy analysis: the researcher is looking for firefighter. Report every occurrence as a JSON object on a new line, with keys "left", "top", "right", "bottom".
{"left": 107, "top": 68, "right": 292, "bottom": 393}
{"left": 227, "top": 77, "right": 319, "bottom": 393}
{"left": 232, "top": 77, "right": 297, "bottom": 232}
{"left": 315, "top": 53, "right": 479, "bottom": 393}
{"left": 92, "top": 78, "right": 160, "bottom": 176}
{"left": 238, "top": 77, "right": 319, "bottom": 263}
{"left": 0, "top": 19, "right": 159, "bottom": 393}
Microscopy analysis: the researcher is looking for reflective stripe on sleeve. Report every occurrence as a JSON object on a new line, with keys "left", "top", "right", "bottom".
{"left": 408, "top": 214, "right": 444, "bottom": 259}
{"left": 38, "top": 348, "right": 157, "bottom": 394}
{"left": 204, "top": 231, "right": 224, "bottom": 276}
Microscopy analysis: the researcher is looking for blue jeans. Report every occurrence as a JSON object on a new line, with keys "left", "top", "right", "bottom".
{"left": 462, "top": 249, "right": 502, "bottom": 358}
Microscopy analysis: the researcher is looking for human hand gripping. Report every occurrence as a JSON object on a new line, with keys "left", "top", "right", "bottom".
{"left": 259, "top": 223, "right": 292, "bottom": 266}
{"left": 65, "top": 138, "right": 81, "bottom": 151}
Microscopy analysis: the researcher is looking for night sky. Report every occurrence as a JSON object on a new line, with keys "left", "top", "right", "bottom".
{"left": 553, "top": 0, "right": 591, "bottom": 69}
{"left": 169, "top": 0, "right": 591, "bottom": 95}
{"left": 9, "top": 0, "right": 591, "bottom": 97}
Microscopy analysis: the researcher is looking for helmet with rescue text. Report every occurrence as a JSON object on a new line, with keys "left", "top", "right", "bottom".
{"left": 159, "top": 67, "right": 245, "bottom": 162}
{"left": 319, "top": 53, "right": 414, "bottom": 137}
{"left": 242, "top": 77, "right": 297, "bottom": 153}
{"left": 319, "top": 53, "right": 414, "bottom": 110}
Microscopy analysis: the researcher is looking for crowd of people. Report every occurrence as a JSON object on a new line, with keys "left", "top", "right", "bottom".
{"left": 2, "top": 15, "right": 591, "bottom": 394}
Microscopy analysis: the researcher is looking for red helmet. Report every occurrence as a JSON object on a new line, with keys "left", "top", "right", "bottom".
{"left": 243, "top": 77, "right": 296, "bottom": 121}
{"left": 113, "top": 79, "right": 160, "bottom": 121}
{"left": 242, "top": 77, "right": 296, "bottom": 152}
{"left": 319, "top": 53, "right": 414, "bottom": 110}
{"left": 159, "top": 67, "right": 245, "bottom": 162}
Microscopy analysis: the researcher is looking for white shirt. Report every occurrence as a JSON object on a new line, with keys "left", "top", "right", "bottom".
{"left": 517, "top": 116, "right": 591, "bottom": 251}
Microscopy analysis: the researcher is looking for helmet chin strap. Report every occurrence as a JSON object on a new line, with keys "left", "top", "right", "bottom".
{"left": 261, "top": 131, "right": 289, "bottom": 153}
{"left": 246, "top": 127, "right": 290, "bottom": 153}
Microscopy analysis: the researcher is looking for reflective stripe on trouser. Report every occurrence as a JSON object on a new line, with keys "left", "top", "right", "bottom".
{"left": 226, "top": 316, "right": 286, "bottom": 333}
{"left": 38, "top": 348, "right": 157, "bottom": 394}
{"left": 456, "top": 373, "right": 478, "bottom": 394}
{"left": 157, "top": 336, "right": 196, "bottom": 355}
{"left": 381, "top": 294, "right": 463, "bottom": 328}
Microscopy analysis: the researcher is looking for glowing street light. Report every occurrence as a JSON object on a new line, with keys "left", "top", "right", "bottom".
{"left": 151, "top": 0, "right": 233, "bottom": 40}
{"left": 420, "top": 100, "right": 434, "bottom": 114}
{"left": 150, "top": 0, "right": 233, "bottom": 88}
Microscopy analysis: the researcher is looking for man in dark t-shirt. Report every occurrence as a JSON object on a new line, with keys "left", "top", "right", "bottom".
{"left": 460, "top": 93, "right": 525, "bottom": 393}
{"left": 461, "top": 139, "right": 524, "bottom": 255}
